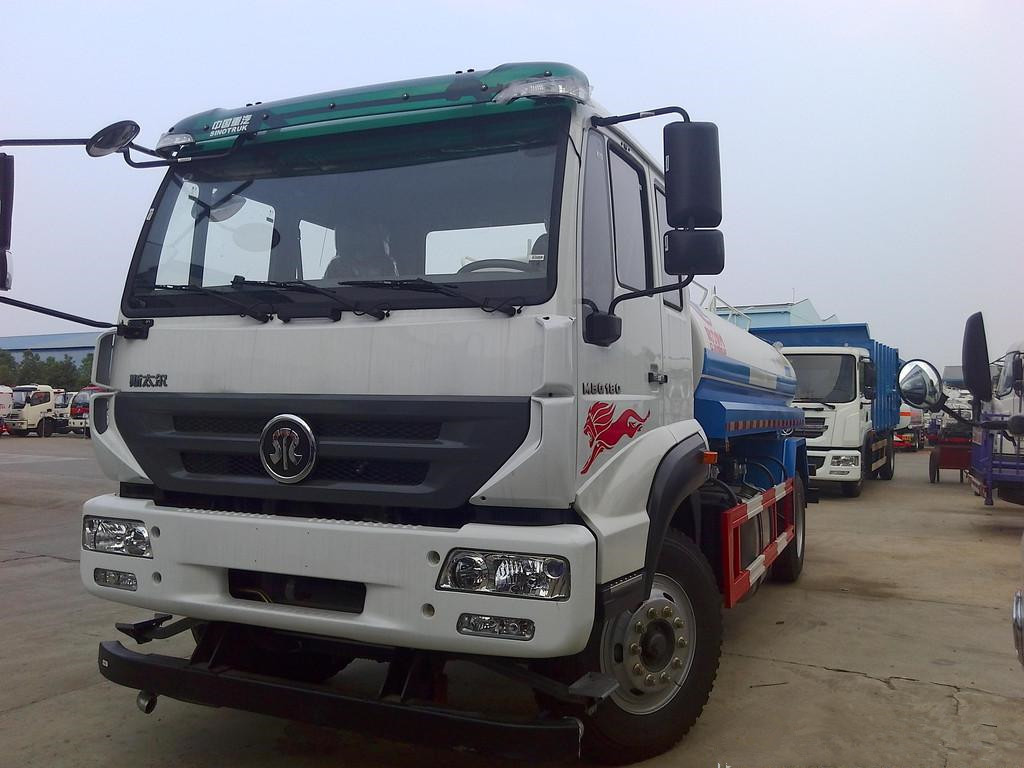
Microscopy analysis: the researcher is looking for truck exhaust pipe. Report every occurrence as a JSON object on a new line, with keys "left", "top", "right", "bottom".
{"left": 136, "top": 690, "right": 158, "bottom": 714}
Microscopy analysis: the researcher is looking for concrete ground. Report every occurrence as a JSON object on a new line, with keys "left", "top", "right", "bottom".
{"left": 1, "top": 435, "right": 1022, "bottom": 767}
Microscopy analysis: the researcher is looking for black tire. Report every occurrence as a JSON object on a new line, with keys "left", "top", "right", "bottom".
{"left": 877, "top": 439, "right": 895, "bottom": 481}
{"left": 38, "top": 420, "right": 53, "bottom": 438}
{"left": 929, "top": 449, "right": 939, "bottom": 483}
{"left": 770, "top": 476, "right": 805, "bottom": 582}
{"left": 537, "top": 531, "right": 722, "bottom": 764}
{"left": 841, "top": 477, "right": 863, "bottom": 497}
{"left": 71, "top": 429, "right": 83, "bottom": 435}
{"left": 84, "top": 427, "right": 91, "bottom": 439}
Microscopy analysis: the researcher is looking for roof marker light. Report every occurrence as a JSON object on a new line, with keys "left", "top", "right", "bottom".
{"left": 155, "top": 132, "right": 195, "bottom": 152}
{"left": 493, "top": 75, "right": 591, "bottom": 105}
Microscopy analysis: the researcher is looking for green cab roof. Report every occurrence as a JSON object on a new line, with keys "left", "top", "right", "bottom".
{"left": 163, "top": 62, "right": 589, "bottom": 149}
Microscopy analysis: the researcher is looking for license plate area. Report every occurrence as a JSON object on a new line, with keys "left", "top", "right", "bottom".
{"left": 228, "top": 569, "right": 366, "bottom": 614}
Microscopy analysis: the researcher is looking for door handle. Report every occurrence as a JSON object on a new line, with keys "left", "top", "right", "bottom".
{"left": 648, "top": 371, "right": 669, "bottom": 385}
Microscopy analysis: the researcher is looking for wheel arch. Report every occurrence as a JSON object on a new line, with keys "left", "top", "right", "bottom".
{"left": 643, "top": 432, "right": 710, "bottom": 592}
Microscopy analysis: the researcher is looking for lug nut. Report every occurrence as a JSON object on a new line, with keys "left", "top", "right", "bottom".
{"left": 677, "top": 637, "right": 688, "bottom": 648}
{"left": 674, "top": 617, "right": 684, "bottom": 628}
{"left": 647, "top": 607, "right": 658, "bottom": 620}
{"left": 632, "top": 663, "right": 643, "bottom": 676}
{"left": 660, "top": 672, "right": 671, "bottom": 683}
{"left": 644, "top": 674, "right": 656, "bottom": 687}
{"left": 672, "top": 657, "right": 683, "bottom": 669}
{"left": 629, "top": 642, "right": 641, "bottom": 656}
{"left": 634, "top": 621, "right": 644, "bottom": 634}
{"left": 662, "top": 605, "right": 673, "bottom": 618}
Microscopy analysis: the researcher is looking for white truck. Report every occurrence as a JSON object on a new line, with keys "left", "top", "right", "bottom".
{"left": 0, "top": 63, "right": 813, "bottom": 763}
{"left": 53, "top": 389, "right": 76, "bottom": 434}
{"left": 0, "top": 384, "right": 12, "bottom": 433}
{"left": 752, "top": 324, "right": 901, "bottom": 498}
{"left": 5, "top": 383, "right": 59, "bottom": 436}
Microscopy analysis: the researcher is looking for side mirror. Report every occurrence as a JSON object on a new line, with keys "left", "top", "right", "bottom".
{"left": 1011, "top": 353, "right": 1023, "bottom": 397}
{"left": 664, "top": 230, "right": 724, "bottom": 276}
{"left": 862, "top": 361, "right": 877, "bottom": 400}
{"left": 0, "top": 152, "right": 12, "bottom": 291}
{"left": 85, "top": 121, "right": 141, "bottom": 158}
{"left": 898, "top": 359, "right": 945, "bottom": 411}
{"left": 663, "top": 122, "right": 722, "bottom": 228}
{"left": 584, "top": 311, "right": 622, "bottom": 348}
{"left": 962, "top": 311, "right": 993, "bottom": 402}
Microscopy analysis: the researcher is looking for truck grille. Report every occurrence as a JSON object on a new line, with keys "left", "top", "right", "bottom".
{"left": 115, "top": 393, "right": 530, "bottom": 510}
{"left": 793, "top": 416, "right": 827, "bottom": 438}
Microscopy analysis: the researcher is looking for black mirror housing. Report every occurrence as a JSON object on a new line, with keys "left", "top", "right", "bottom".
{"left": 664, "top": 229, "right": 724, "bottom": 276}
{"left": 85, "top": 121, "right": 141, "bottom": 158}
{"left": 0, "top": 152, "right": 12, "bottom": 291}
{"left": 962, "top": 311, "right": 993, "bottom": 403}
{"left": 585, "top": 311, "right": 622, "bottom": 347}
{"left": 663, "top": 121, "right": 722, "bottom": 229}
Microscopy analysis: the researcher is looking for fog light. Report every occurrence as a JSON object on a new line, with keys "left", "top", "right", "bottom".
{"left": 93, "top": 567, "right": 138, "bottom": 591}
{"left": 438, "top": 550, "right": 569, "bottom": 600}
{"left": 83, "top": 516, "right": 152, "bottom": 558}
{"left": 457, "top": 613, "right": 535, "bottom": 641}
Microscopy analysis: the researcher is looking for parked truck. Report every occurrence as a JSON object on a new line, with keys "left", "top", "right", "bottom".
{"left": 0, "top": 384, "right": 12, "bottom": 434}
{"left": 894, "top": 405, "right": 925, "bottom": 451}
{"left": 0, "top": 62, "right": 812, "bottom": 763}
{"left": 5, "top": 384, "right": 59, "bottom": 436}
{"left": 69, "top": 385, "right": 104, "bottom": 437}
{"left": 751, "top": 324, "right": 900, "bottom": 497}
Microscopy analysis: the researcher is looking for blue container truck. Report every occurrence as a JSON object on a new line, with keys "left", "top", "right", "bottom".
{"left": 750, "top": 324, "right": 899, "bottom": 497}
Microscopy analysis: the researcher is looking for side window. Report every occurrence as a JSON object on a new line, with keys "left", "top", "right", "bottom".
{"left": 581, "top": 135, "right": 614, "bottom": 319}
{"left": 608, "top": 148, "right": 650, "bottom": 291}
{"left": 655, "top": 188, "right": 683, "bottom": 310}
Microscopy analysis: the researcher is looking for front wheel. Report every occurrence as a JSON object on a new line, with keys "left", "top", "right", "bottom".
{"left": 877, "top": 440, "right": 895, "bottom": 481}
{"left": 38, "top": 420, "right": 53, "bottom": 438}
{"left": 539, "top": 531, "right": 722, "bottom": 764}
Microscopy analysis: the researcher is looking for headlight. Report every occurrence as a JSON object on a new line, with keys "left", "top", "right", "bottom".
{"left": 82, "top": 516, "right": 152, "bottom": 558}
{"left": 437, "top": 550, "right": 569, "bottom": 600}
{"left": 830, "top": 455, "right": 860, "bottom": 467}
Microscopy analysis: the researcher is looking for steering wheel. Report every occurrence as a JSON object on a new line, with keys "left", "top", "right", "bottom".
{"left": 456, "top": 259, "right": 536, "bottom": 274}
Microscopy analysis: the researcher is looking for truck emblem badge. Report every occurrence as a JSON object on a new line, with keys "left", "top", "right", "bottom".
{"left": 581, "top": 402, "right": 650, "bottom": 475}
{"left": 259, "top": 414, "right": 317, "bottom": 484}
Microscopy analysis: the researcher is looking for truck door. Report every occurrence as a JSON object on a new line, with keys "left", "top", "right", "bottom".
{"left": 653, "top": 186, "right": 695, "bottom": 425}
{"left": 577, "top": 131, "right": 664, "bottom": 478}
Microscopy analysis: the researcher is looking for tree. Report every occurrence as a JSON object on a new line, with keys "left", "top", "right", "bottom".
{"left": 16, "top": 350, "right": 43, "bottom": 384}
{"left": 77, "top": 353, "right": 94, "bottom": 389}
{"left": 0, "top": 350, "right": 16, "bottom": 386}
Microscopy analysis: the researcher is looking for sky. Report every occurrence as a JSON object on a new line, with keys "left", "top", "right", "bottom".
{"left": 1, "top": 0, "right": 1020, "bottom": 368}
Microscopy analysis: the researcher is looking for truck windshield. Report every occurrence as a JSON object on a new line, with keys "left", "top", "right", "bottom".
{"left": 12, "top": 390, "right": 32, "bottom": 406}
{"left": 787, "top": 354, "right": 857, "bottom": 404}
{"left": 125, "top": 108, "right": 568, "bottom": 318}
{"left": 72, "top": 392, "right": 91, "bottom": 405}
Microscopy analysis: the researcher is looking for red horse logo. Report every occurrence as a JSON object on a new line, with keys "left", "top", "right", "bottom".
{"left": 581, "top": 402, "right": 650, "bottom": 475}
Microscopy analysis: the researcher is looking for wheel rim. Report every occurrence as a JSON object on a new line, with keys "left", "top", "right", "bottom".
{"left": 600, "top": 574, "right": 697, "bottom": 715}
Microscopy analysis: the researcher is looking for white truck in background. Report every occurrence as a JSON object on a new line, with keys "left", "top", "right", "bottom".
{"left": 5, "top": 384, "right": 59, "bottom": 437}
{"left": 54, "top": 389, "right": 76, "bottom": 434}
{"left": 0, "top": 384, "right": 12, "bottom": 433}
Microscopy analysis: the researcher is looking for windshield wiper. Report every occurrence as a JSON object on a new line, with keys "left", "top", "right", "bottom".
{"left": 144, "top": 284, "right": 272, "bottom": 323}
{"left": 796, "top": 400, "right": 836, "bottom": 410}
{"left": 336, "top": 278, "right": 521, "bottom": 317}
{"left": 231, "top": 277, "right": 387, "bottom": 321}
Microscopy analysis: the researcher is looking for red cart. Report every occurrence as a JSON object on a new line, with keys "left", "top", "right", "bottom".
{"left": 929, "top": 436, "right": 972, "bottom": 483}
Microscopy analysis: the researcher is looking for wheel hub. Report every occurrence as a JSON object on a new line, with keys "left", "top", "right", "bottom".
{"left": 607, "top": 588, "right": 695, "bottom": 707}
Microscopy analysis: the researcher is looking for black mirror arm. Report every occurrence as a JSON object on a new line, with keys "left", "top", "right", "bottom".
{"left": 591, "top": 106, "right": 691, "bottom": 128}
{"left": 120, "top": 132, "right": 254, "bottom": 170}
{"left": 0, "top": 294, "right": 115, "bottom": 329}
{"left": 607, "top": 276, "right": 694, "bottom": 315}
{"left": 0, "top": 138, "right": 90, "bottom": 149}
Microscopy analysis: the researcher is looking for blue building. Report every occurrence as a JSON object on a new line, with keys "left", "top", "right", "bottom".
{"left": 0, "top": 331, "right": 102, "bottom": 364}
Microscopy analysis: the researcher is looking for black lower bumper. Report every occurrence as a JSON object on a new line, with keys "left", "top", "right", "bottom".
{"left": 98, "top": 641, "right": 582, "bottom": 761}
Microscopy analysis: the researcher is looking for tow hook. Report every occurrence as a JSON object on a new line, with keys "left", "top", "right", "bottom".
{"left": 136, "top": 690, "right": 158, "bottom": 714}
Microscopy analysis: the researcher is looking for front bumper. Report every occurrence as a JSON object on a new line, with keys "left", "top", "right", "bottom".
{"left": 81, "top": 493, "right": 597, "bottom": 658}
{"left": 97, "top": 640, "right": 582, "bottom": 761}
{"left": 807, "top": 449, "right": 862, "bottom": 482}
{"left": 1014, "top": 590, "right": 1024, "bottom": 668}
